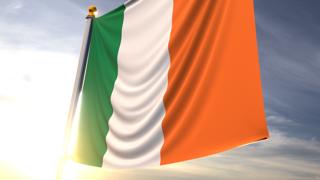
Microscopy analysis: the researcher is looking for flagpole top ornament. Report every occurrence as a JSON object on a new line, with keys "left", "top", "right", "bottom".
{"left": 87, "top": 5, "right": 97, "bottom": 18}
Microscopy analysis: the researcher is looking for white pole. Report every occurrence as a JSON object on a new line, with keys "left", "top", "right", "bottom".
{"left": 56, "top": 6, "right": 97, "bottom": 180}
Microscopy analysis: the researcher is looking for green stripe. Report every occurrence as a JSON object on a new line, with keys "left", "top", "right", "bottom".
{"left": 73, "top": 5, "right": 125, "bottom": 167}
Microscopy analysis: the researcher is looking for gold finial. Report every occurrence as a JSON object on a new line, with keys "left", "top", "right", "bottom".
{"left": 87, "top": 5, "right": 97, "bottom": 18}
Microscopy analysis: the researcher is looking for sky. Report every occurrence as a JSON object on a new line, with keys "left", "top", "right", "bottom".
{"left": 0, "top": 0, "right": 320, "bottom": 179}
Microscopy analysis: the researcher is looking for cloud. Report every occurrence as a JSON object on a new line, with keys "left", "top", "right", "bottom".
{"left": 254, "top": 0, "right": 320, "bottom": 138}
{"left": 0, "top": 1, "right": 320, "bottom": 179}
{"left": 62, "top": 124, "right": 320, "bottom": 180}
{"left": 267, "top": 115, "right": 300, "bottom": 127}
{"left": 1, "top": 114, "right": 319, "bottom": 179}
{"left": 0, "top": 0, "right": 85, "bottom": 54}
{"left": 4, "top": 0, "right": 23, "bottom": 13}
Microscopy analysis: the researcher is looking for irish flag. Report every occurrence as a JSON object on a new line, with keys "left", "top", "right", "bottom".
{"left": 72, "top": 0, "right": 269, "bottom": 168}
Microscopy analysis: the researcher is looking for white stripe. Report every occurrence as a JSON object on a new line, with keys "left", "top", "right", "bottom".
{"left": 102, "top": 0, "right": 173, "bottom": 168}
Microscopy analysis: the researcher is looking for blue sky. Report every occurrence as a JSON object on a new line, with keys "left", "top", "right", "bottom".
{"left": 0, "top": 0, "right": 319, "bottom": 179}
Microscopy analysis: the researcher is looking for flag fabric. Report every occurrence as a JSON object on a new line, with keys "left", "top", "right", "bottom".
{"left": 72, "top": 0, "right": 269, "bottom": 168}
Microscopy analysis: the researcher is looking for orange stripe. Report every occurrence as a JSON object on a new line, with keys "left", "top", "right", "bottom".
{"left": 161, "top": 0, "right": 269, "bottom": 164}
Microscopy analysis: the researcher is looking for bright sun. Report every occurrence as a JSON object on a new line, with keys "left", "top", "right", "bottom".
{"left": 0, "top": 49, "right": 217, "bottom": 180}
{"left": 0, "top": 49, "right": 78, "bottom": 180}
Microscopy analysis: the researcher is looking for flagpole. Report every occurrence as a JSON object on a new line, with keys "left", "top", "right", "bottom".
{"left": 56, "top": 5, "right": 97, "bottom": 180}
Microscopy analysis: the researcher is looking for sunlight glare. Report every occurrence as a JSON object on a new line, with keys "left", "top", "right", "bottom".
{"left": 0, "top": 49, "right": 77, "bottom": 179}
